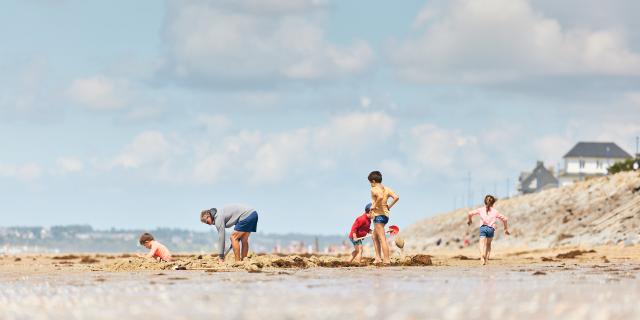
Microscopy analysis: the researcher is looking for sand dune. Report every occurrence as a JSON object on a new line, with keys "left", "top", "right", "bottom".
{"left": 402, "top": 171, "right": 640, "bottom": 252}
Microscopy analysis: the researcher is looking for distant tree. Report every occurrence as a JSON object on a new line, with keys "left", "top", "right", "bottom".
{"left": 607, "top": 158, "right": 637, "bottom": 174}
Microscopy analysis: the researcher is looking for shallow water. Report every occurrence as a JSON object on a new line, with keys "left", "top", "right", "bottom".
{"left": 1, "top": 264, "right": 640, "bottom": 319}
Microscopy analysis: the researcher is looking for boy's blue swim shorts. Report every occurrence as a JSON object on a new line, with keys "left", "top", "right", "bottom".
{"left": 373, "top": 215, "right": 389, "bottom": 225}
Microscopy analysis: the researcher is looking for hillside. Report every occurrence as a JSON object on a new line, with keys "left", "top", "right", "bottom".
{"left": 403, "top": 171, "right": 640, "bottom": 251}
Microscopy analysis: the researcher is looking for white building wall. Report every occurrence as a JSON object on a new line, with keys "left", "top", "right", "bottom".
{"left": 565, "top": 157, "right": 625, "bottom": 175}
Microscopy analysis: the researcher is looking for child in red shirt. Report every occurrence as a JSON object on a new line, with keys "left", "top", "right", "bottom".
{"left": 348, "top": 203, "right": 373, "bottom": 263}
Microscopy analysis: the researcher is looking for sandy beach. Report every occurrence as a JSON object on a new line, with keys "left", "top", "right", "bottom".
{"left": 2, "top": 245, "right": 640, "bottom": 319}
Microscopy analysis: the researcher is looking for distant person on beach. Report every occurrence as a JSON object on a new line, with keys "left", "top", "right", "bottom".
{"left": 467, "top": 195, "right": 510, "bottom": 265}
{"left": 368, "top": 170, "right": 400, "bottom": 264}
{"left": 348, "top": 203, "right": 373, "bottom": 263}
{"left": 138, "top": 233, "right": 172, "bottom": 262}
{"left": 200, "top": 204, "right": 259, "bottom": 262}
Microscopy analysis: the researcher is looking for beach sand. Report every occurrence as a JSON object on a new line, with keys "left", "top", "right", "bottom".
{"left": 2, "top": 245, "right": 640, "bottom": 319}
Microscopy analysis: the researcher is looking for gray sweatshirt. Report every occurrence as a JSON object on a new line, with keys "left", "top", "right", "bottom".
{"left": 212, "top": 204, "right": 255, "bottom": 257}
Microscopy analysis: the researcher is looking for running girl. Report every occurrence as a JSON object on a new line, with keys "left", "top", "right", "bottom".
{"left": 467, "top": 195, "right": 510, "bottom": 265}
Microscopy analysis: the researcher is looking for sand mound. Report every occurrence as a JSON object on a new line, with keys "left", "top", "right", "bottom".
{"left": 96, "top": 254, "right": 438, "bottom": 272}
{"left": 556, "top": 249, "right": 596, "bottom": 259}
{"left": 52, "top": 255, "right": 81, "bottom": 260}
{"left": 404, "top": 254, "right": 433, "bottom": 266}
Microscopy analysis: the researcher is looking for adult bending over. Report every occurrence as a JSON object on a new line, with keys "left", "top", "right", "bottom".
{"left": 200, "top": 204, "right": 259, "bottom": 262}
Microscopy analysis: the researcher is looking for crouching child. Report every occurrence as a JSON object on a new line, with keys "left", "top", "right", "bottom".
{"left": 349, "top": 203, "right": 373, "bottom": 263}
{"left": 138, "top": 233, "right": 172, "bottom": 262}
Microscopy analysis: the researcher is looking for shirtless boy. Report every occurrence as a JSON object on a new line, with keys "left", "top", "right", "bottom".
{"left": 368, "top": 171, "right": 399, "bottom": 264}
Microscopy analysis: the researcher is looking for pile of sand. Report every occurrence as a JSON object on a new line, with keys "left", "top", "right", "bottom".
{"left": 402, "top": 171, "right": 640, "bottom": 251}
{"left": 97, "top": 253, "right": 434, "bottom": 272}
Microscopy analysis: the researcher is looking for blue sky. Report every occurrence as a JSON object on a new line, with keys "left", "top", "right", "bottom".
{"left": 1, "top": 0, "right": 639, "bottom": 234}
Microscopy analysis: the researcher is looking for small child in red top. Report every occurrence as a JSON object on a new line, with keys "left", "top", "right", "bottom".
{"left": 348, "top": 203, "right": 373, "bottom": 263}
{"left": 138, "top": 233, "right": 172, "bottom": 262}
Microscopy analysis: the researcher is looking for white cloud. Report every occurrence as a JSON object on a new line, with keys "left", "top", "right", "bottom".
{"left": 403, "top": 124, "right": 479, "bottom": 173}
{"left": 236, "top": 111, "right": 395, "bottom": 184}
{"left": 106, "top": 111, "right": 395, "bottom": 185}
{"left": 0, "top": 58, "right": 59, "bottom": 121}
{"left": 55, "top": 157, "right": 84, "bottom": 174}
{"left": 0, "top": 163, "right": 43, "bottom": 182}
{"left": 360, "top": 96, "right": 371, "bottom": 108}
{"left": 390, "top": 0, "right": 640, "bottom": 83}
{"left": 393, "top": 122, "right": 528, "bottom": 186}
{"left": 245, "top": 129, "right": 310, "bottom": 183}
{"left": 626, "top": 92, "right": 640, "bottom": 106}
{"left": 163, "top": 0, "right": 373, "bottom": 85}
{"left": 532, "top": 135, "right": 573, "bottom": 166}
{"left": 594, "top": 123, "right": 640, "bottom": 154}
{"left": 111, "top": 131, "right": 173, "bottom": 169}
{"left": 66, "top": 75, "right": 128, "bottom": 111}
{"left": 195, "top": 114, "right": 232, "bottom": 133}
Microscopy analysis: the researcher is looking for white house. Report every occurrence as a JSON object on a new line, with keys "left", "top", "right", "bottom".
{"left": 558, "top": 142, "right": 632, "bottom": 186}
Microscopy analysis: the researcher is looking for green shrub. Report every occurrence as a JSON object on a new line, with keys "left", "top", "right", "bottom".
{"left": 607, "top": 158, "right": 638, "bottom": 174}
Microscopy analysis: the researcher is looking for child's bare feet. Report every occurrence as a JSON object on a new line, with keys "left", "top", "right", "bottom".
{"left": 480, "top": 257, "right": 486, "bottom": 265}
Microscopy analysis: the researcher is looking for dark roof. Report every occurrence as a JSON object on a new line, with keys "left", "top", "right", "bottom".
{"left": 564, "top": 142, "right": 632, "bottom": 159}
{"left": 519, "top": 161, "right": 558, "bottom": 193}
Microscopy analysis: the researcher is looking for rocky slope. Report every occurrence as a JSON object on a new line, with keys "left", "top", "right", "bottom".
{"left": 403, "top": 171, "right": 640, "bottom": 251}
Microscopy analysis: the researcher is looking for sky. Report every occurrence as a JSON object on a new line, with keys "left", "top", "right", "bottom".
{"left": 1, "top": 0, "right": 639, "bottom": 234}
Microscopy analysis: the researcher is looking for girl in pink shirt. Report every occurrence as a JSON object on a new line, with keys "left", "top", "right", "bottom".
{"left": 138, "top": 233, "right": 172, "bottom": 262}
{"left": 467, "top": 195, "right": 510, "bottom": 265}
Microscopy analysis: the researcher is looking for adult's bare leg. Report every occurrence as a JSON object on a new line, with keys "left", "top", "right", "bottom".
{"left": 231, "top": 231, "right": 243, "bottom": 262}
{"left": 241, "top": 232, "right": 250, "bottom": 260}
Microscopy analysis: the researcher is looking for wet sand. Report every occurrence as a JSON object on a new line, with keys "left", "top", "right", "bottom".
{"left": 2, "top": 246, "right": 640, "bottom": 319}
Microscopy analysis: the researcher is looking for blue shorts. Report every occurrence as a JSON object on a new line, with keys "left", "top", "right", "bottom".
{"left": 373, "top": 215, "right": 389, "bottom": 225}
{"left": 234, "top": 211, "right": 258, "bottom": 232}
{"left": 350, "top": 238, "right": 363, "bottom": 246}
{"left": 479, "top": 225, "right": 495, "bottom": 238}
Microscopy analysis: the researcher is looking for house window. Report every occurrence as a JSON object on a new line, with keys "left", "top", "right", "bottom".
{"left": 579, "top": 160, "right": 585, "bottom": 169}
{"left": 596, "top": 161, "right": 602, "bottom": 169}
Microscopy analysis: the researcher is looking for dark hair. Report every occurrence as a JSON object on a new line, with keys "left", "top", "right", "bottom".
{"left": 200, "top": 209, "right": 215, "bottom": 223}
{"left": 368, "top": 171, "right": 382, "bottom": 183}
{"left": 139, "top": 233, "right": 154, "bottom": 245}
{"left": 484, "top": 195, "right": 497, "bottom": 207}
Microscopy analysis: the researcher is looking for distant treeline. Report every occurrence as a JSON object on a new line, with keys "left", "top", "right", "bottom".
{"left": 0, "top": 225, "right": 344, "bottom": 253}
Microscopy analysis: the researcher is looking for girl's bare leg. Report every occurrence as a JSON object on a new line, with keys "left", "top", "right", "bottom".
{"left": 479, "top": 237, "right": 487, "bottom": 265}
{"left": 485, "top": 238, "right": 493, "bottom": 262}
